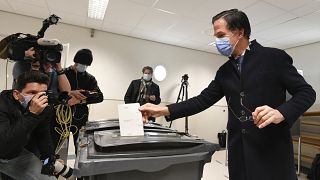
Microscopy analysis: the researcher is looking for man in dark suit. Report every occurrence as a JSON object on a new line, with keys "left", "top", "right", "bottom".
{"left": 124, "top": 66, "right": 161, "bottom": 121}
{"left": 139, "top": 9, "right": 316, "bottom": 180}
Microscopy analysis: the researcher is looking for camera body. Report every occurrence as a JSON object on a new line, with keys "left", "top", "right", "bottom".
{"left": 45, "top": 90, "right": 71, "bottom": 105}
{"left": 81, "top": 91, "right": 100, "bottom": 102}
{"left": 182, "top": 74, "right": 189, "bottom": 81}
{"left": 8, "top": 33, "right": 63, "bottom": 64}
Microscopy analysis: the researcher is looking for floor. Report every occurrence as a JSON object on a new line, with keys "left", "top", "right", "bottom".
{"left": 63, "top": 135, "right": 309, "bottom": 180}
{"left": 202, "top": 150, "right": 308, "bottom": 180}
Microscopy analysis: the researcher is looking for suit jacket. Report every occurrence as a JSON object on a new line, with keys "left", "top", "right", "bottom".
{"left": 124, "top": 79, "right": 161, "bottom": 105}
{"left": 167, "top": 40, "right": 316, "bottom": 180}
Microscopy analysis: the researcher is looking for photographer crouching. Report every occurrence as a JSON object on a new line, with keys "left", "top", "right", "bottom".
{"left": 0, "top": 71, "right": 73, "bottom": 180}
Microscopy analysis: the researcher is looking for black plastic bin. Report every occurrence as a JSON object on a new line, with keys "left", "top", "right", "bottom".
{"left": 74, "top": 119, "right": 220, "bottom": 180}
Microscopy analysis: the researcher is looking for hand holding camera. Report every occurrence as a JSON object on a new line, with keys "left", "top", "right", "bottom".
{"left": 41, "top": 155, "right": 75, "bottom": 179}
{"left": 68, "top": 90, "right": 86, "bottom": 106}
{"left": 69, "top": 90, "right": 87, "bottom": 100}
{"left": 68, "top": 90, "right": 101, "bottom": 106}
{"left": 55, "top": 62, "right": 63, "bottom": 72}
{"left": 24, "top": 47, "right": 35, "bottom": 59}
{"left": 29, "top": 92, "right": 48, "bottom": 115}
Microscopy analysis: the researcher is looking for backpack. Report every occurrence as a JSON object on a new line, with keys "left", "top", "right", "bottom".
{"left": 308, "top": 154, "right": 320, "bottom": 180}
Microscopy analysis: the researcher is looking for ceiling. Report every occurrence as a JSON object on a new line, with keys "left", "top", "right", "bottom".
{"left": 1, "top": 0, "right": 320, "bottom": 54}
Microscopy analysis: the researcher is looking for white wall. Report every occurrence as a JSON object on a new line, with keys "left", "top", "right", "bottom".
{"left": 285, "top": 42, "right": 320, "bottom": 111}
{"left": 0, "top": 11, "right": 228, "bottom": 143}
{"left": 0, "top": 59, "right": 14, "bottom": 90}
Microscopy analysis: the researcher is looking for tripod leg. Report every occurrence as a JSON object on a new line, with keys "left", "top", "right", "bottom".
{"left": 183, "top": 83, "right": 189, "bottom": 134}
{"left": 176, "top": 83, "right": 184, "bottom": 103}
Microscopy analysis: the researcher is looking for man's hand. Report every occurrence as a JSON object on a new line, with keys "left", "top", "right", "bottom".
{"left": 67, "top": 95, "right": 81, "bottom": 106}
{"left": 252, "top": 105, "right": 285, "bottom": 129}
{"left": 149, "top": 95, "right": 156, "bottom": 101}
{"left": 25, "top": 47, "right": 35, "bottom": 58}
{"left": 68, "top": 90, "right": 87, "bottom": 100}
{"left": 55, "top": 63, "right": 63, "bottom": 72}
{"left": 28, "top": 92, "right": 48, "bottom": 115}
{"left": 67, "top": 90, "right": 87, "bottom": 106}
{"left": 31, "top": 61, "right": 40, "bottom": 71}
{"left": 139, "top": 103, "right": 170, "bottom": 123}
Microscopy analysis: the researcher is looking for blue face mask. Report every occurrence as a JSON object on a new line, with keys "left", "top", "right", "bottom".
{"left": 20, "top": 93, "right": 34, "bottom": 109}
{"left": 143, "top": 74, "right": 152, "bottom": 81}
{"left": 215, "top": 37, "right": 235, "bottom": 57}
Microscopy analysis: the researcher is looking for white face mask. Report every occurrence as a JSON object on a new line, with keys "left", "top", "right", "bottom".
{"left": 143, "top": 74, "right": 152, "bottom": 81}
{"left": 76, "top": 64, "right": 88, "bottom": 72}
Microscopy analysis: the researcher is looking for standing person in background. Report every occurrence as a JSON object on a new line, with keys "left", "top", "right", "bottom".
{"left": 124, "top": 66, "right": 161, "bottom": 122}
{"left": 12, "top": 47, "right": 71, "bottom": 94}
{"left": 139, "top": 9, "right": 316, "bottom": 180}
{"left": 59, "top": 49, "right": 104, "bottom": 154}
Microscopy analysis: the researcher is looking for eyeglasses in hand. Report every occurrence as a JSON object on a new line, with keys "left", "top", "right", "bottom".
{"left": 227, "top": 97, "right": 254, "bottom": 122}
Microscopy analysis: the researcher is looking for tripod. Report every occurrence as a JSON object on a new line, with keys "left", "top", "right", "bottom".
{"left": 169, "top": 74, "right": 189, "bottom": 134}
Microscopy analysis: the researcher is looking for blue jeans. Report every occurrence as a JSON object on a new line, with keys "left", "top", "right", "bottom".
{"left": 0, "top": 149, "right": 56, "bottom": 180}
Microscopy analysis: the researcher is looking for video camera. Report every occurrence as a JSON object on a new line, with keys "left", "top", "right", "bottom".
{"left": 6, "top": 14, "right": 62, "bottom": 64}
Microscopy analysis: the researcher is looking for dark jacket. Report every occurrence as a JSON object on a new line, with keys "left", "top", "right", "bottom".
{"left": 0, "top": 90, "right": 53, "bottom": 160}
{"left": 124, "top": 79, "right": 161, "bottom": 105}
{"left": 64, "top": 67, "right": 103, "bottom": 126}
{"left": 167, "top": 40, "right": 316, "bottom": 180}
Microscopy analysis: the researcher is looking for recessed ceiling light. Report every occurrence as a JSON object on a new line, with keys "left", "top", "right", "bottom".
{"left": 155, "top": 8, "right": 176, "bottom": 15}
{"left": 88, "top": 0, "right": 109, "bottom": 20}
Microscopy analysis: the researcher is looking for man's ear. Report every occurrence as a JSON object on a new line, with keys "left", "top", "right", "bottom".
{"left": 239, "top": 28, "right": 245, "bottom": 38}
{"left": 12, "top": 90, "right": 20, "bottom": 101}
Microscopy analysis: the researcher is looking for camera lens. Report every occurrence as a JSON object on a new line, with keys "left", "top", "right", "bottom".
{"left": 45, "top": 51, "right": 61, "bottom": 63}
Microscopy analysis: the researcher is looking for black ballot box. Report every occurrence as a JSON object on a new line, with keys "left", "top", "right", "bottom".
{"left": 74, "top": 119, "right": 220, "bottom": 180}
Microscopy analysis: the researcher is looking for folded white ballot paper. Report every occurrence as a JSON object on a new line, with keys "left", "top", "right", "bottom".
{"left": 118, "top": 103, "right": 144, "bottom": 136}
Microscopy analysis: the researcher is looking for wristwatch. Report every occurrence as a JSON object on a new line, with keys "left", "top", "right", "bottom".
{"left": 57, "top": 69, "right": 65, "bottom": 76}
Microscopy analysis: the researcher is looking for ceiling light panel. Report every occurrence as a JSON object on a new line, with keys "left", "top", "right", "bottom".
{"left": 88, "top": 0, "right": 109, "bottom": 20}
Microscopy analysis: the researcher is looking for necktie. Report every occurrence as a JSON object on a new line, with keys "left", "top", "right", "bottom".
{"left": 236, "top": 56, "right": 244, "bottom": 73}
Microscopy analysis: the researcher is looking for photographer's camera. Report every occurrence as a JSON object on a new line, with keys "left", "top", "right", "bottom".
{"left": 5, "top": 14, "right": 62, "bottom": 65}
{"left": 41, "top": 155, "right": 73, "bottom": 179}
{"left": 44, "top": 90, "right": 71, "bottom": 105}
